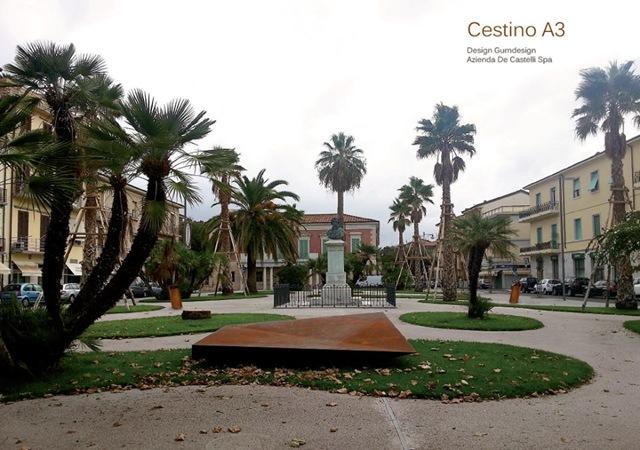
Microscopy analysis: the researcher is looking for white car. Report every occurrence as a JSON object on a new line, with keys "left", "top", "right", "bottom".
{"left": 355, "top": 276, "right": 383, "bottom": 288}
{"left": 535, "top": 279, "right": 561, "bottom": 295}
{"left": 60, "top": 283, "right": 80, "bottom": 302}
{"left": 634, "top": 278, "right": 640, "bottom": 298}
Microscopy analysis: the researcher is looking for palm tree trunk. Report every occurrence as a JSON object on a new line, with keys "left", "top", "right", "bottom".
{"left": 337, "top": 190, "right": 344, "bottom": 225}
{"left": 247, "top": 246, "right": 257, "bottom": 293}
{"left": 64, "top": 175, "right": 164, "bottom": 341}
{"left": 467, "top": 246, "right": 485, "bottom": 318}
{"left": 81, "top": 182, "right": 98, "bottom": 284}
{"left": 441, "top": 175, "right": 457, "bottom": 301}
{"left": 219, "top": 174, "right": 234, "bottom": 294}
{"left": 66, "top": 176, "right": 127, "bottom": 320}
{"left": 398, "top": 230, "right": 404, "bottom": 260}
{"left": 607, "top": 131, "right": 637, "bottom": 309}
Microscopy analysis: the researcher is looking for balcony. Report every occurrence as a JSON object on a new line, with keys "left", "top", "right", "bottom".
{"left": 482, "top": 205, "right": 528, "bottom": 218}
{"left": 11, "top": 237, "right": 45, "bottom": 253}
{"left": 520, "top": 240, "right": 559, "bottom": 256}
{"left": 518, "top": 201, "right": 559, "bottom": 222}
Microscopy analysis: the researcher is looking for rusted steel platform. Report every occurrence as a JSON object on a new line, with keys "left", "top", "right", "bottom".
{"left": 192, "top": 312, "right": 415, "bottom": 364}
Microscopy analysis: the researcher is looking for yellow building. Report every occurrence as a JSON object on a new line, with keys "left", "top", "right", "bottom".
{"left": 519, "top": 134, "right": 640, "bottom": 281}
{"left": 0, "top": 92, "right": 182, "bottom": 285}
{"left": 461, "top": 189, "right": 531, "bottom": 288}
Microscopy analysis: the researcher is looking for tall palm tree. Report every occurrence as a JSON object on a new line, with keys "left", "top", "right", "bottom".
{"left": 388, "top": 198, "right": 411, "bottom": 257}
{"left": 201, "top": 147, "right": 243, "bottom": 294}
{"left": 2, "top": 41, "right": 116, "bottom": 326}
{"left": 230, "top": 169, "right": 303, "bottom": 293}
{"left": 398, "top": 177, "right": 434, "bottom": 242}
{"left": 449, "top": 212, "right": 515, "bottom": 318}
{"left": 572, "top": 61, "right": 640, "bottom": 310}
{"left": 413, "top": 103, "right": 476, "bottom": 301}
{"left": 315, "top": 132, "right": 367, "bottom": 225}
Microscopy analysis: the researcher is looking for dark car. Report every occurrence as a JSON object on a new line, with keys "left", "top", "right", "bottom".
{"left": 519, "top": 277, "right": 538, "bottom": 293}
{"left": 129, "top": 281, "right": 149, "bottom": 298}
{"left": 553, "top": 277, "right": 591, "bottom": 296}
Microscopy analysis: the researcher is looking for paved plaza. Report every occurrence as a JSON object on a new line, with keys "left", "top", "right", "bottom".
{"left": 1, "top": 293, "right": 639, "bottom": 449}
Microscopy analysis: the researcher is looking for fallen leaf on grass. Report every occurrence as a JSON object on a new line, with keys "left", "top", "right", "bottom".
{"left": 335, "top": 388, "right": 348, "bottom": 394}
{"left": 493, "top": 369, "right": 502, "bottom": 373}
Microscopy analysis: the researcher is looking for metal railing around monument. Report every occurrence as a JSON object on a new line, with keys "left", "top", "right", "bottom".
{"left": 273, "top": 283, "right": 396, "bottom": 308}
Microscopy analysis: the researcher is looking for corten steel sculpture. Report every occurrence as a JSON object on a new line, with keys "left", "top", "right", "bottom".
{"left": 192, "top": 312, "right": 415, "bottom": 363}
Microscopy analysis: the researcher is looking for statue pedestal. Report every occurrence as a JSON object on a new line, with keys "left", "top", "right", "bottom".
{"left": 322, "top": 239, "right": 351, "bottom": 304}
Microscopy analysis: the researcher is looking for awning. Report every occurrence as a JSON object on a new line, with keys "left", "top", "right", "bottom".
{"left": 13, "top": 260, "right": 41, "bottom": 277}
{"left": 66, "top": 262, "right": 83, "bottom": 276}
{"left": 0, "top": 262, "right": 11, "bottom": 275}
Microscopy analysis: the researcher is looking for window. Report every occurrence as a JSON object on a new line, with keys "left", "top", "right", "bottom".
{"left": 550, "top": 187, "right": 556, "bottom": 203}
{"left": 592, "top": 214, "right": 601, "bottom": 237}
{"left": 574, "top": 218, "right": 583, "bottom": 240}
{"left": 573, "top": 254, "right": 585, "bottom": 278}
{"left": 589, "top": 171, "right": 599, "bottom": 192}
{"left": 551, "top": 224, "right": 558, "bottom": 246}
{"left": 351, "top": 236, "right": 361, "bottom": 252}
{"left": 298, "top": 238, "right": 309, "bottom": 259}
{"left": 572, "top": 178, "right": 581, "bottom": 198}
{"left": 256, "top": 270, "right": 263, "bottom": 283}
{"left": 231, "top": 271, "right": 235, "bottom": 282}
{"left": 535, "top": 193, "right": 542, "bottom": 206}
{"left": 536, "top": 227, "right": 543, "bottom": 244}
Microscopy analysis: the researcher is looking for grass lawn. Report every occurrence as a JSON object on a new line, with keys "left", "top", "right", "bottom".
{"left": 140, "top": 292, "right": 269, "bottom": 303}
{"left": 0, "top": 339, "right": 593, "bottom": 402}
{"left": 106, "top": 305, "right": 164, "bottom": 314}
{"left": 400, "top": 312, "right": 543, "bottom": 331}
{"left": 419, "top": 298, "right": 640, "bottom": 317}
{"left": 83, "top": 313, "right": 293, "bottom": 339}
{"left": 623, "top": 320, "right": 640, "bottom": 334}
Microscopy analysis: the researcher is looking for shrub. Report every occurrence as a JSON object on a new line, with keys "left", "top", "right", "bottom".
{"left": 276, "top": 264, "right": 309, "bottom": 290}
{"left": 468, "top": 297, "right": 494, "bottom": 319}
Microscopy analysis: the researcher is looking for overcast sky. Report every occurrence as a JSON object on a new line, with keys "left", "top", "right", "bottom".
{"left": 2, "top": 0, "right": 639, "bottom": 246}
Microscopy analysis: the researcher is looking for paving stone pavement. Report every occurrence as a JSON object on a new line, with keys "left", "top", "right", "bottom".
{"left": 1, "top": 294, "right": 639, "bottom": 449}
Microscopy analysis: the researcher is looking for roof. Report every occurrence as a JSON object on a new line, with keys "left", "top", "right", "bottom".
{"left": 522, "top": 133, "right": 640, "bottom": 189}
{"left": 303, "top": 213, "right": 379, "bottom": 224}
{"left": 461, "top": 189, "right": 529, "bottom": 214}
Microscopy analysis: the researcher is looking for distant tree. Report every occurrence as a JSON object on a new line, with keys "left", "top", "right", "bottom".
{"left": 414, "top": 103, "right": 476, "bottom": 301}
{"left": 388, "top": 198, "right": 411, "bottom": 252}
{"left": 573, "top": 61, "right": 640, "bottom": 309}
{"left": 315, "top": 132, "right": 367, "bottom": 225}
{"left": 448, "top": 212, "right": 515, "bottom": 318}
{"left": 398, "top": 177, "right": 434, "bottom": 243}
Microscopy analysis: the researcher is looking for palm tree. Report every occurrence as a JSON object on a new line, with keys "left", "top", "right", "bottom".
{"left": 398, "top": 177, "right": 434, "bottom": 242}
{"left": 201, "top": 147, "right": 244, "bottom": 294}
{"left": 448, "top": 212, "right": 515, "bottom": 318}
{"left": 388, "top": 198, "right": 411, "bottom": 258}
{"left": 306, "top": 254, "right": 327, "bottom": 285}
{"left": 315, "top": 132, "right": 367, "bottom": 225}
{"left": 572, "top": 61, "right": 640, "bottom": 309}
{"left": 231, "top": 169, "right": 303, "bottom": 293}
{"left": 2, "top": 41, "right": 116, "bottom": 326}
{"left": 413, "top": 103, "right": 476, "bottom": 301}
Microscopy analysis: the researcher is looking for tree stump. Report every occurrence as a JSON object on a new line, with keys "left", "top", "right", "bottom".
{"left": 181, "top": 310, "right": 211, "bottom": 320}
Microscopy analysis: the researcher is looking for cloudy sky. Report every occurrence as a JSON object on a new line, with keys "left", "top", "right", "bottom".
{"left": 2, "top": 0, "right": 639, "bottom": 246}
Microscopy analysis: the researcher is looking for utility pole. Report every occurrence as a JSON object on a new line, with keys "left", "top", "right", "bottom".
{"left": 559, "top": 174, "right": 566, "bottom": 301}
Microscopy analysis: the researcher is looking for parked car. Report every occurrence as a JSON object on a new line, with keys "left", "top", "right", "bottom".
{"left": 635, "top": 278, "right": 640, "bottom": 298}
{"left": 1, "top": 283, "right": 43, "bottom": 306}
{"left": 552, "top": 277, "right": 591, "bottom": 296}
{"left": 593, "top": 280, "right": 617, "bottom": 298}
{"left": 60, "top": 283, "right": 81, "bottom": 303}
{"left": 355, "top": 276, "right": 383, "bottom": 288}
{"left": 535, "top": 279, "right": 561, "bottom": 295}
{"left": 478, "top": 278, "right": 490, "bottom": 289}
{"left": 519, "top": 277, "right": 538, "bottom": 293}
{"left": 149, "top": 282, "right": 162, "bottom": 298}
{"left": 129, "top": 280, "right": 150, "bottom": 298}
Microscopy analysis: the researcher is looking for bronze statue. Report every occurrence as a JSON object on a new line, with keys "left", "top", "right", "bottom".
{"left": 326, "top": 217, "right": 344, "bottom": 240}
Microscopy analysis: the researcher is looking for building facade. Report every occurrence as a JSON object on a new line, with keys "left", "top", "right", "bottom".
{"left": 519, "top": 135, "right": 640, "bottom": 282}
{"left": 209, "top": 213, "right": 380, "bottom": 291}
{"left": 461, "top": 189, "right": 531, "bottom": 288}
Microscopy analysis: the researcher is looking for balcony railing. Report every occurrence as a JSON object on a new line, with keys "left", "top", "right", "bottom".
{"left": 518, "top": 201, "right": 559, "bottom": 221}
{"left": 520, "top": 240, "right": 559, "bottom": 254}
{"left": 482, "top": 205, "right": 528, "bottom": 218}
{"left": 10, "top": 237, "right": 45, "bottom": 253}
